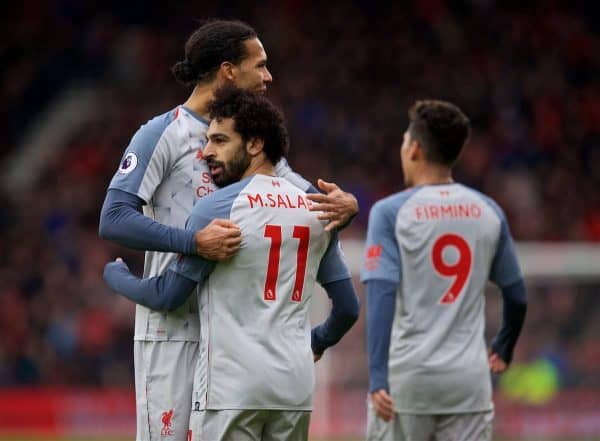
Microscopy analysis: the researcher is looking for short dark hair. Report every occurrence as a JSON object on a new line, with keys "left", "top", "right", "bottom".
{"left": 408, "top": 100, "right": 471, "bottom": 166}
{"left": 208, "top": 86, "right": 289, "bottom": 164}
{"left": 172, "top": 20, "right": 257, "bottom": 87}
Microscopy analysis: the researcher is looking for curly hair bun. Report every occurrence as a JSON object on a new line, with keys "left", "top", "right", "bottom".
{"left": 171, "top": 59, "right": 197, "bottom": 86}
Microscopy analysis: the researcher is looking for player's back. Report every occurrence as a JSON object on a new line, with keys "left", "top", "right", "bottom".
{"left": 192, "top": 174, "right": 330, "bottom": 411}
{"left": 377, "top": 183, "right": 504, "bottom": 413}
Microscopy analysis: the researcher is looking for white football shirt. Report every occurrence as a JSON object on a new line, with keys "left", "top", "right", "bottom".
{"left": 108, "top": 107, "right": 313, "bottom": 342}
{"left": 361, "top": 183, "right": 522, "bottom": 413}
{"left": 172, "top": 174, "right": 351, "bottom": 410}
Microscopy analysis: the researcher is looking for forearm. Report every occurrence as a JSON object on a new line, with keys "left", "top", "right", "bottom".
{"left": 103, "top": 263, "right": 197, "bottom": 311}
{"left": 491, "top": 279, "right": 527, "bottom": 364}
{"left": 99, "top": 189, "right": 196, "bottom": 255}
{"left": 311, "top": 278, "right": 359, "bottom": 355}
{"left": 366, "top": 279, "right": 396, "bottom": 393}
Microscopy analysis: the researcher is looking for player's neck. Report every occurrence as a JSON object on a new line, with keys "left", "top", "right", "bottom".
{"left": 241, "top": 157, "right": 275, "bottom": 180}
{"left": 182, "top": 83, "right": 214, "bottom": 120}
{"left": 412, "top": 165, "right": 454, "bottom": 186}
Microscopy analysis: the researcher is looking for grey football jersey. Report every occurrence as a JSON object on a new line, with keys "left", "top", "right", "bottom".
{"left": 108, "top": 108, "right": 313, "bottom": 341}
{"left": 109, "top": 107, "right": 213, "bottom": 340}
{"left": 361, "top": 184, "right": 522, "bottom": 413}
{"left": 172, "top": 175, "right": 351, "bottom": 410}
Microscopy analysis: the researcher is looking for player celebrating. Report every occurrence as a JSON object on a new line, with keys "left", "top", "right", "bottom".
{"left": 362, "top": 100, "right": 527, "bottom": 441}
{"left": 104, "top": 86, "right": 360, "bottom": 441}
{"left": 98, "top": 20, "right": 358, "bottom": 441}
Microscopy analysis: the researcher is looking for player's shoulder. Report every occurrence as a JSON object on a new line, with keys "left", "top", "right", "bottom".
{"left": 274, "top": 158, "right": 312, "bottom": 192}
{"left": 128, "top": 107, "right": 179, "bottom": 151}
{"left": 242, "top": 174, "right": 304, "bottom": 194}
{"left": 190, "top": 176, "right": 252, "bottom": 217}
{"left": 457, "top": 184, "right": 507, "bottom": 222}
{"left": 177, "top": 106, "right": 210, "bottom": 126}
{"left": 137, "top": 108, "right": 178, "bottom": 136}
{"left": 371, "top": 187, "right": 421, "bottom": 216}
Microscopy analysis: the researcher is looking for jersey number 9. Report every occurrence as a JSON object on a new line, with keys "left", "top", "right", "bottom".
{"left": 432, "top": 233, "right": 472, "bottom": 304}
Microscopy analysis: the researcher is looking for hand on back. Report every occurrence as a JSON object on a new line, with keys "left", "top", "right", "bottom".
{"left": 306, "top": 179, "right": 359, "bottom": 232}
{"left": 195, "top": 219, "right": 241, "bottom": 260}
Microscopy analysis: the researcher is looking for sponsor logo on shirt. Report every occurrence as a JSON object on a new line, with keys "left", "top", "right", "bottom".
{"left": 196, "top": 185, "right": 215, "bottom": 198}
{"left": 195, "top": 171, "right": 214, "bottom": 200}
{"left": 161, "top": 409, "right": 174, "bottom": 436}
{"left": 118, "top": 152, "right": 138, "bottom": 175}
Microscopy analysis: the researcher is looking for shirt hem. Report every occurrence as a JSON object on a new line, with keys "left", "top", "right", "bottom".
{"left": 319, "top": 274, "right": 352, "bottom": 285}
{"left": 360, "top": 275, "right": 399, "bottom": 284}
{"left": 392, "top": 405, "right": 494, "bottom": 415}
{"left": 199, "top": 405, "right": 313, "bottom": 411}
{"left": 107, "top": 185, "right": 149, "bottom": 205}
{"left": 133, "top": 335, "right": 200, "bottom": 342}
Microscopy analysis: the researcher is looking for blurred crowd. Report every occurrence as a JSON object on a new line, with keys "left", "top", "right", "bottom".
{"left": 0, "top": 1, "right": 598, "bottom": 389}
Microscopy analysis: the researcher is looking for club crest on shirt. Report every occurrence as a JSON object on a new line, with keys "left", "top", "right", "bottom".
{"left": 118, "top": 152, "right": 138, "bottom": 174}
{"left": 160, "top": 409, "right": 174, "bottom": 436}
{"left": 365, "top": 244, "right": 382, "bottom": 271}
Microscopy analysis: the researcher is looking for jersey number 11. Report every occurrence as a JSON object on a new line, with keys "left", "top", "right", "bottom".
{"left": 263, "top": 224, "right": 310, "bottom": 303}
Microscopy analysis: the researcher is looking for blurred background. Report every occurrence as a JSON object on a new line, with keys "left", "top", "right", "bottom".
{"left": 0, "top": 0, "right": 599, "bottom": 440}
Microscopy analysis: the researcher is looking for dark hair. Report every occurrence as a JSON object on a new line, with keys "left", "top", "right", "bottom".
{"left": 208, "top": 86, "right": 289, "bottom": 164}
{"left": 172, "top": 20, "right": 257, "bottom": 87}
{"left": 408, "top": 100, "right": 471, "bottom": 166}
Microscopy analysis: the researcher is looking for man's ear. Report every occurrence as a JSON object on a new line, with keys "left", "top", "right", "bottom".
{"left": 409, "top": 139, "right": 422, "bottom": 161}
{"left": 219, "top": 61, "right": 236, "bottom": 81}
{"left": 246, "top": 137, "right": 265, "bottom": 157}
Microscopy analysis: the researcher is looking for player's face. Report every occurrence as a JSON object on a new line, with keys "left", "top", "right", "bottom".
{"left": 204, "top": 118, "right": 251, "bottom": 187}
{"left": 233, "top": 38, "right": 272, "bottom": 92}
{"left": 401, "top": 130, "right": 415, "bottom": 187}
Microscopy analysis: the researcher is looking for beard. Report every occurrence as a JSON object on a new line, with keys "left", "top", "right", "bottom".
{"left": 207, "top": 147, "right": 251, "bottom": 188}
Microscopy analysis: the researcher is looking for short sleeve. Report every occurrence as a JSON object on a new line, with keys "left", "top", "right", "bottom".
{"left": 109, "top": 112, "right": 175, "bottom": 203}
{"left": 360, "top": 200, "right": 401, "bottom": 284}
{"left": 317, "top": 232, "right": 352, "bottom": 285}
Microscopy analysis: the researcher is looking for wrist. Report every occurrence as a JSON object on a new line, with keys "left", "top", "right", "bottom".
{"left": 368, "top": 369, "right": 389, "bottom": 394}
{"left": 339, "top": 194, "right": 359, "bottom": 229}
{"left": 490, "top": 341, "right": 511, "bottom": 365}
{"left": 369, "top": 382, "right": 389, "bottom": 394}
{"left": 311, "top": 327, "right": 327, "bottom": 355}
{"left": 186, "top": 229, "right": 198, "bottom": 255}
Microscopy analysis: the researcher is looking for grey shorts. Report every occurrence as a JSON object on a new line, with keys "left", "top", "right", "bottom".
{"left": 134, "top": 340, "right": 198, "bottom": 441}
{"left": 367, "top": 404, "right": 493, "bottom": 441}
{"left": 189, "top": 409, "right": 310, "bottom": 441}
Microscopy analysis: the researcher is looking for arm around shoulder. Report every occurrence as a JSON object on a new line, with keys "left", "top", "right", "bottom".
{"left": 99, "top": 188, "right": 196, "bottom": 255}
